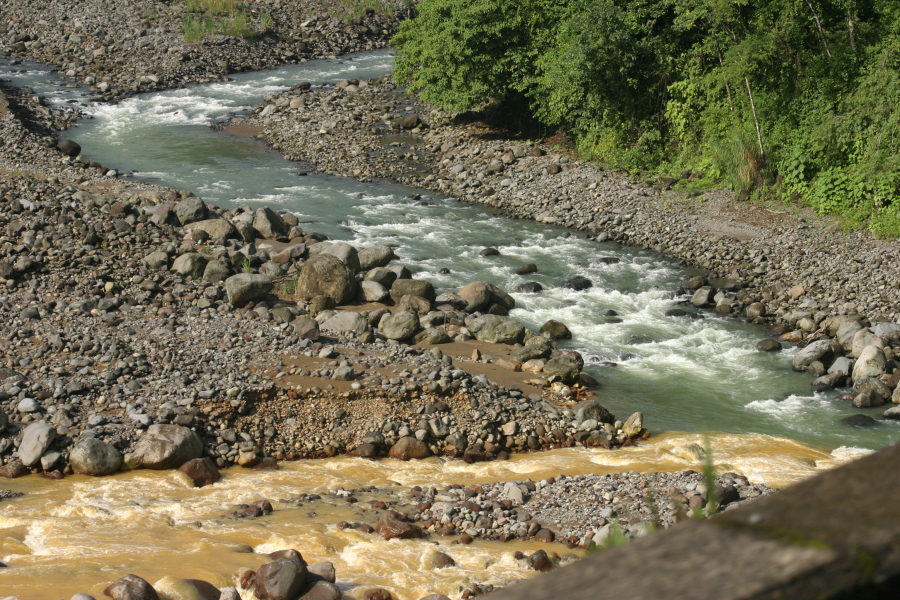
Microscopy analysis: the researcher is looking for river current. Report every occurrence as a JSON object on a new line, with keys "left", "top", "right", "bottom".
{"left": 0, "top": 50, "right": 893, "bottom": 599}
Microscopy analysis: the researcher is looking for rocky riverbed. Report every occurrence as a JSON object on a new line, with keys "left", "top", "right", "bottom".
{"left": 0, "top": 79, "right": 659, "bottom": 485}
{"left": 237, "top": 74, "right": 900, "bottom": 422}
{"left": 0, "top": 0, "right": 405, "bottom": 101}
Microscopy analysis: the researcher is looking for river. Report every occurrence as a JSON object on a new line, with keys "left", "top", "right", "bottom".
{"left": 0, "top": 50, "right": 893, "bottom": 599}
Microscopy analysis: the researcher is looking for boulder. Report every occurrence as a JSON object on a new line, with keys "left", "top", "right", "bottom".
{"left": 363, "top": 267, "right": 397, "bottom": 288}
{"left": 691, "top": 286, "right": 716, "bottom": 307}
{"left": 178, "top": 457, "right": 221, "bottom": 488}
{"left": 321, "top": 311, "right": 369, "bottom": 335}
{"left": 225, "top": 273, "right": 274, "bottom": 306}
{"left": 398, "top": 294, "right": 432, "bottom": 315}
{"left": 852, "top": 345, "right": 887, "bottom": 382}
{"left": 360, "top": 281, "right": 389, "bottom": 303}
{"left": 252, "top": 207, "right": 290, "bottom": 239}
{"left": 516, "top": 282, "right": 543, "bottom": 293}
{"left": 255, "top": 559, "right": 308, "bottom": 600}
{"left": 469, "top": 314, "right": 525, "bottom": 344}
{"left": 307, "top": 562, "right": 335, "bottom": 583}
{"left": 528, "top": 549, "right": 553, "bottom": 572}
{"left": 104, "top": 574, "right": 159, "bottom": 600}
{"left": 171, "top": 253, "right": 208, "bottom": 277}
{"left": 542, "top": 356, "right": 580, "bottom": 385}
{"left": 298, "top": 580, "right": 341, "bottom": 600}
{"left": 756, "top": 339, "right": 782, "bottom": 352}
{"left": 574, "top": 399, "right": 614, "bottom": 424}
{"left": 309, "top": 242, "right": 361, "bottom": 273}
{"left": 852, "top": 377, "right": 892, "bottom": 401}
{"left": 358, "top": 245, "right": 396, "bottom": 270}
{"left": 143, "top": 251, "right": 168, "bottom": 269}
{"left": 457, "top": 281, "right": 491, "bottom": 312}
{"left": 68, "top": 438, "right": 122, "bottom": 476}
{"left": 174, "top": 197, "right": 208, "bottom": 226}
{"left": 850, "top": 329, "right": 885, "bottom": 358}
{"left": 388, "top": 437, "right": 431, "bottom": 460}
{"left": 413, "top": 328, "right": 452, "bottom": 345}
{"left": 296, "top": 254, "right": 357, "bottom": 304}
{"left": 376, "top": 510, "right": 424, "bottom": 540}
{"left": 125, "top": 424, "right": 203, "bottom": 470}
{"left": 185, "top": 219, "right": 239, "bottom": 241}
{"left": 381, "top": 312, "right": 420, "bottom": 341}
{"left": 511, "top": 340, "right": 553, "bottom": 363}
{"left": 364, "top": 589, "right": 393, "bottom": 600}
{"left": 57, "top": 139, "right": 81, "bottom": 157}
{"left": 291, "top": 317, "right": 320, "bottom": 341}
{"left": 539, "top": 320, "right": 571, "bottom": 339}
{"left": 202, "top": 259, "right": 231, "bottom": 284}
{"left": 19, "top": 421, "right": 55, "bottom": 467}
{"left": 390, "top": 279, "right": 435, "bottom": 303}
{"left": 792, "top": 339, "right": 842, "bottom": 372}
{"left": 0, "top": 409, "right": 6, "bottom": 433}
{"left": 561, "top": 276, "right": 593, "bottom": 291}
{"left": 623, "top": 412, "right": 644, "bottom": 437}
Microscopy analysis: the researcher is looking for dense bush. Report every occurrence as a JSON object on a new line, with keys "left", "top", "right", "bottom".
{"left": 394, "top": 0, "right": 900, "bottom": 235}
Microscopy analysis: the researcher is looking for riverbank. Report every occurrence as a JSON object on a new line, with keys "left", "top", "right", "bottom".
{"left": 0, "top": 0, "right": 404, "bottom": 101}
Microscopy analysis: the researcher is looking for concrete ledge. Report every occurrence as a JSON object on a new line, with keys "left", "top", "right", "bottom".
{"left": 488, "top": 443, "right": 900, "bottom": 599}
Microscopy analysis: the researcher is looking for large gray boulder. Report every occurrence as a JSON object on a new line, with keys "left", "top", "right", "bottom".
{"left": 125, "top": 424, "right": 203, "bottom": 470}
{"left": 852, "top": 345, "right": 887, "bottom": 382}
{"left": 255, "top": 559, "right": 308, "bottom": 600}
{"left": 358, "top": 245, "right": 396, "bottom": 270}
{"left": 389, "top": 279, "right": 435, "bottom": 303}
{"left": 57, "top": 139, "right": 81, "bottom": 157}
{"left": 174, "top": 196, "right": 208, "bottom": 226}
{"left": 171, "top": 253, "right": 208, "bottom": 276}
{"left": 691, "top": 286, "right": 716, "bottom": 307}
{"left": 203, "top": 259, "right": 231, "bottom": 284}
{"left": 850, "top": 329, "right": 884, "bottom": 358}
{"left": 252, "top": 207, "right": 290, "bottom": 239}
{"left": 360, "top": 281, "right": 389, "bottom": 303}
{"left": 511, "top": 339, "right": 553, "bottom": 363}
{"left": 225, "top": 273, "right": 274, "bottom": 306}
{"left": 792, "top": 339, "right": 842, "bottom": 371}
{"left": 381, "top": 311, "right": 419, "bottom": 340}
{"left": 321, "top": 311, "right": 369, "bottom": 335}
{"left": 185, "top": 219, "right": 239, "bottom": 241}
{"left": 468, "top": 314, "right": 525, "bottom": 344}
{"left": 296, "top": 254, "right": 357, "bottom": 304}
{"left": 574, "top": 399, "right": 615, "bottom": 424}
{"left": 363, "top": 267, "right": 397, "bottom": 288}
{"left": 309, "top": 242, "right": 361, "bottom": 273}
{"left": 19, "top": 421, "right": 55, "bottom": 467}
{"left": 542, "top": 356, "right": 581, "bottom": 384}
{"left": 144, "top": 251, "right": 168, "bottom": 269}
{"left": 68, "top": 438, "right": 123, "bottom": 476}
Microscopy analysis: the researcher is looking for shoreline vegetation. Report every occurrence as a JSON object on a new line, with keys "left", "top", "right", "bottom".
{"left": 0, "top": 1, "right": 897, "bottom": 598}
{"left": 393, "top": 0, "right": 900, "bottom": 237}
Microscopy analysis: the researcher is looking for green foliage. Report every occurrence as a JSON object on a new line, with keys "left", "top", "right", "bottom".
{"left": 336, "top": 0, "right": 399, "bottom": 22}
{"left": 181, "top": 0, "right": 270, "bottom": 42}
{"left": 394, "top": 0, "right": 900, "bottom": 235}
